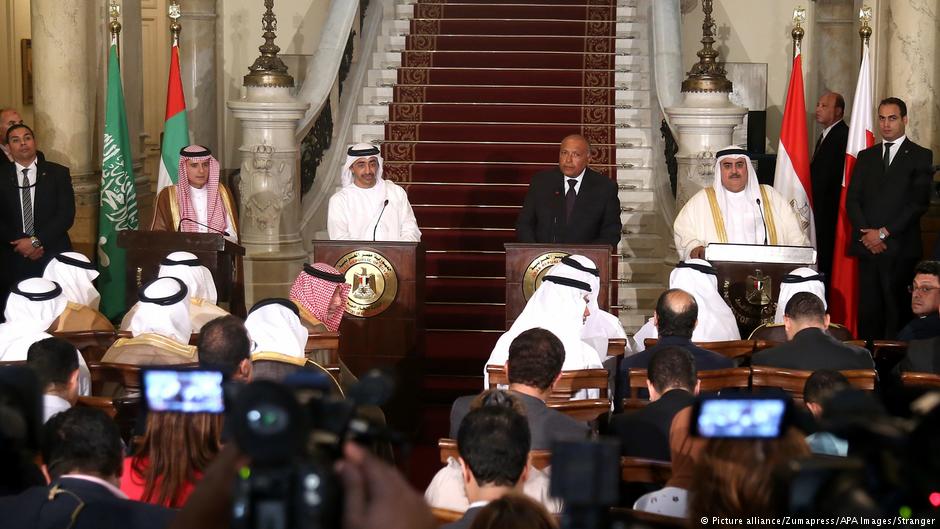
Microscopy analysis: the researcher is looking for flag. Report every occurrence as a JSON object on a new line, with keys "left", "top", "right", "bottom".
{"left": 829, "top": 41, "right": 875, "bottom": 334}
{"left": 98, "top": 42, "right": 139, "bottom": 319}
{"left": 773, "top": 51, "right": 815, "bottom": 247}
{"left": 157, "top": 41, "right": 190, "bottom": 192}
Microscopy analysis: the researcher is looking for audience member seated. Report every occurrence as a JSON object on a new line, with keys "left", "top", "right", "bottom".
{"left": 897, "top": 261, "right": 940, "bottom": 341}
{"left": 101, "top": 277, "right": 196, "bottom": 365}
{"left": 42, "top": 252, "right": 113, "bottom": 331}
{"left": 484, "top": 263, "right": 603, "bottom": 392}
{"left": 0, "top": 278, "right": 90, "bottom": 395}
{"left": 26, "top": 337, "right": 79, "bottom": 422}
{"left": 752, "top": 292, "right": 874, "bottom": 371}
{"left": 466, "top": 493, "right": 558, "bottom": 529}
{"left": 0, "top": 365, "right": 47, "bottom": 495}
{"left": 0, "top": 407, "right": 174, "bottom": 529}
{"left": 774, "top": 267, "right": 827, "bottom": 324}
{"left": 688, "top": 429, "right": 811, "bottom": 520}
{"left": 900, "top": 333, "right": 940, "bottom": 374}
{"left": 429, "top": 392, "right": 542, "bottom": 529}
{"left": 121, "top": 251, "right": 228, "bottom": 333}
{"left": 553, "top": 255, "right": 628, "bottom": 362}
{"left": 452, "top": 328, "right": 588, "bottom": 449}
{"left": 803, "top": 370, "right": 850, "bottom": 456}
{"left": 632, "top": 260, "right": 740, "bottom": 353}
{"left": 617, "top": 289, "right": 733, "bottom": 404}
{"left": 609, "top": 346, "right": 698, "bottom": 461}
{"left": 631, "top": 405, "right": 705, "bottom": 518}
{"left": 245, "top": 298, "right": 340, "bottom": 389}
{"left": 120, "top": 410, "right": 223, "bottom": 507}
{"left": 197, "top": 314, "right": 251, "bottom": 383}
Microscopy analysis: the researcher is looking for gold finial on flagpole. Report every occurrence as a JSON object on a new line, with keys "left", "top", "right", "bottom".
{"left": 859, "top": 7, "right": 872, "bottom": 45}
{"left": 169, "top": 1, "right": 182, "bottom": 47}
{"left": 109, "top": 0, "right": 122, "bottom": 55}
{"left": 244, "top": 0, "right": 294, "bottom": 88}
{"left": 791, "top": 7, "right": 806, "bottom": 57}
{"left": 681, "top": 0, "right": 732, "bottom": 93}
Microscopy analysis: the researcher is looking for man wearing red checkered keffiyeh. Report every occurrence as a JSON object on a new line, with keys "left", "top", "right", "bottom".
{"left": 150, "top": 145, "right": 239, "bottom": 243}
{"left": 289, "top": 262, "right": 351, "bottom": 333}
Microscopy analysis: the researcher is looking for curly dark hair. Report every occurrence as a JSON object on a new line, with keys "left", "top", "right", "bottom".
{"left": 506, "top": 328, "right": 564, "bottom": 390}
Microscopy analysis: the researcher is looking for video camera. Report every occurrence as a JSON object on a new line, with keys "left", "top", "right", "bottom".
{"left": 140, "top": 365, "right": 397, "bottom": 529}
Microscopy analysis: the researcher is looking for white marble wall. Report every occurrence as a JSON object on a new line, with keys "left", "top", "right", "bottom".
{"left": 812, "top": 0, "right": 857, "bottom": 136}
{"left": 884, "top": 0, "right": 939, "bottom": 156}
{"left": 180, "top": 0, "right": 219, "bottom": 155}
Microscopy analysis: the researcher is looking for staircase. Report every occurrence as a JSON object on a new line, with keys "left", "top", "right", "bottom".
{"left": 352, "top": 0, "right": 667, "bottom": 401}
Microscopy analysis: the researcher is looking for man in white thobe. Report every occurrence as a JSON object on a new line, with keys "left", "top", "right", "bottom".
{"left": 673, "top": 146, "right": 808, "bottom": 260}
{"left": 327, "top": 144, "right": 421, "bottom": 242}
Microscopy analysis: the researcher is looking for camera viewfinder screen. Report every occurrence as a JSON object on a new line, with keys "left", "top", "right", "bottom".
{"left": 144, "top": 370, "right": 225, "bottom": 414}
{"left": 696, "top": 398, "right": 786, "bottom": 438}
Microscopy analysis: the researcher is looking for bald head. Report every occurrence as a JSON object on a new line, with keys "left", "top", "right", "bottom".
{"left": 0, "top": 108, "right": 23, "bottom": 146}
{"left": 558, "top": 135, "right": 590, "bottom": 177}
{"left": 654, "top": 288, "right": 698, "bottom": 338}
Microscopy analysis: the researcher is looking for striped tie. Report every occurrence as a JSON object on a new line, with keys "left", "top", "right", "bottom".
{"left": 21, "top": 168, "right": 33, "bottom": 235}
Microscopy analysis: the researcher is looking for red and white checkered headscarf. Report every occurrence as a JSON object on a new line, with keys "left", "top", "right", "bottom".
{"left": 289, "top": 263, "right": 351, "bottom": 332}
{"left": 177, "top": 145, "right": 228, "bottom": 234}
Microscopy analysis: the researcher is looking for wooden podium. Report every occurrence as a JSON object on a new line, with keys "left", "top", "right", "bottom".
{"left": 117, "top": 231, "right": 246, "bottom": 316}
{"left": 504, "top": 243, "right": 612, "bottom": 328}
{"left": 311, "top": 241, "right": 425, "bottom": 433}
{"left": 704, "top": 243, "right": 816, "bottom": 337}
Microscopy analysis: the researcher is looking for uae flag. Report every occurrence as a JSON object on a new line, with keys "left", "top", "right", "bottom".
{"left": 156, "top": 41, "right": 190, "bottom": 192}
{"left": 829, "top": 41, "right": 875, "bottom": 334}
{"left": 773, "top": 51, "right": 815, "bottom": 246}
{"left": 98, "top": 41, "right": 139, "bottom": 319}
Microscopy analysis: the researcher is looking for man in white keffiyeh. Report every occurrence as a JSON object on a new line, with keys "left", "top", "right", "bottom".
{"left": 42, "top": 252, "right": 112, "bottom": 331}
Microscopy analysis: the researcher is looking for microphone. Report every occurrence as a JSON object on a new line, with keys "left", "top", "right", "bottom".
{"left": 755, "top": 198, "right": 769, "bottom": 245}
{"left": 373, "top": 199, "right": 389, "bottom": 241}
{"left": 177, "top": 217, "right": 230, "bottom": 236}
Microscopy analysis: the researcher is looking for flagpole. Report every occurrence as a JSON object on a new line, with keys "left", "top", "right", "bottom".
{"left": 109, "top": 0, "right": 121, "bottom": 58}
{"left": 791, "top": 7, "right": 806, "bottom": 60}
{"left": 859, "top": 7, "right": 872, "bottom": 62}
{"left": 169, "top": 1, "right": 181, "bottom": 47}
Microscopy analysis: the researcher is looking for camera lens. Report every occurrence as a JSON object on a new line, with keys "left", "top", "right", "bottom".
{"left": 232, "top": 381, "right": 304, "bottom": 464}
{"left": 246, "top": 405, "right": 289, "bottom": 435}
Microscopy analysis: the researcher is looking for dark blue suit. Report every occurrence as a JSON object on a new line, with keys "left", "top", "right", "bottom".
{"left": 0, "top": 476, "right": 175, "bottom": 529}
{"left": 608, "top": 388, "right": 695, "bottom": 461}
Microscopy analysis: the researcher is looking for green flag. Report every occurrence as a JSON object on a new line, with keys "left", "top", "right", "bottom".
{"left": 98, "top": 42, "right": 139, "bottom": 319}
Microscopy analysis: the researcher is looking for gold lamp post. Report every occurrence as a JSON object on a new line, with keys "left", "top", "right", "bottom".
{"left": 681, "top": 0, "right": 733, "bottom": 93}
{"left": 244, "top": 0, "right": 294, "bottom": 88}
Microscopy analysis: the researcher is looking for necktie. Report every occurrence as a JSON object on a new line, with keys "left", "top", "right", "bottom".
{"left": 565, "top": 178, "right": 577, "bottom": 221}
{"left": 883, "top": 142, "right": 894, "bottom": 171}
{"left": 21, "top": 168, "right": 33, "bottom": 235}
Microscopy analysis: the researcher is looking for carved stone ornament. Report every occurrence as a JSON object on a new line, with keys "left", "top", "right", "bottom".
{"left": 244, "top": 0, "right": 294, "bottom": 87}
{"left": 241, "top": 144, "right": 293, "bottom": 233}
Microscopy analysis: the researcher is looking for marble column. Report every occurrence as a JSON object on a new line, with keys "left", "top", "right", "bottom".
{"left": 884, "top": 0, "right": 939, "bottom": 156}
{"left": 180, "top": 0, "right": 219, "bottom": 155}
{"left": 30, "top": 0, "right": 98, "bottom": 257}
{"left": 665, "top": 92, "right": 747, "bottom": 210}
{"left": 228, "top": 87, "right": 310, "bottom": 305}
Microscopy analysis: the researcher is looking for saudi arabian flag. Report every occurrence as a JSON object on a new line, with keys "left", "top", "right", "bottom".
{"left": 157, "top": 42, "right": 190, "bottom": 191}
{"left": 98, "top": 42, "right": 139, "bottom": 319}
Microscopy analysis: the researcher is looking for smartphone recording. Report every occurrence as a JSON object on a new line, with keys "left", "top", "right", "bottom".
{"left": 692, "top": 395, "right": 789, "bottom": 439}
{"left": 142, "top": 368, "right": 225, "bottom": 414}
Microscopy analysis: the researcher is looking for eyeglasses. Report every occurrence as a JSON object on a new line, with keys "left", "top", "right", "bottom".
{"left": 908, "top": 285, "right": 940, "bottom": 294}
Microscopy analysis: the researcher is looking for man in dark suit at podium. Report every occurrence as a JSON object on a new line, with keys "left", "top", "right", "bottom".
{"left": 515, "top": 135, "right": 621, "bottom": 246}
{"left": 810, "top": 92, "right": 849, "bottom": 287}
{"left": 846, "top": 97, "right": 934, "bottom": 340}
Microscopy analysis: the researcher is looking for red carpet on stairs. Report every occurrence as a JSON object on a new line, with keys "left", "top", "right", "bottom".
{"left": 387, "top": 0, "right": 621, "bottom": 485}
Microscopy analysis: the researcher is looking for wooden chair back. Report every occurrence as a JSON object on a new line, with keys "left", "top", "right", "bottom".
{"left": 698, "top": 367, "right": 751, "bottom": 393}
{"left": 438, "top": 438, "right": 551, "bottom": 471}
{"left": 609, "top": 508, "right": 687, "bottom": 528}
{"left": 750, "top": 366, "right": 877, "bottom": 404}
{"left": 607, "top": 338, "right": 627, "bottom": 357}
{"left": 77, "top": 395, "right": 140, "bottom": 443}
{"left": 0, "top": 360, "right": 26, "bottom": 368}
{"left": 87, "top": 361, "right": 142, "bottom": 396}
{"left": 53, "top": 330, "right": 118, "bottom": 363}
{"left": 748, "top": 323, "right": 853, "bottom": 342}
{"left": 431, "top": 508, "right": 463, "bottom": 526}
{"left": 869, "top": 340, "right": 908, "bottom": 366}
{"left": 619, "top": 456, "right": 672, "bottom": 485}
{"left": 485, "top": 365, "right": 609, "bottom": 402}
{"left": 900, "top": 371, "right": 940, "bottom": 390}
{"left": 485, "top": 364, "right": 509, "bottom": 388}
{"left": 305, "top": 332, "right": 341, "bottom": 374}
{"left": 643, "top": 338, "right": 756, "bottom": 364}
{"left": 547, "top": 399, "right": 610, "bottom": 423}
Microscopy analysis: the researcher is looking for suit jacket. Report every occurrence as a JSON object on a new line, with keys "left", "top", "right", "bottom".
{"left": 810, "top": 120, "right": 849, "bottom": 274}
{"left": 0, "top": 158, "right": 74, "bottom": 284}
{"left": 751, "top": 327, "right": 874, "bottom": 371}
{"left": 0, "top": 476, "right": 174, "bottom": 529}
{"left": 441, "top": 505, "right": 484, "bottom": 529}
{"left": 897, "top": 313, "right": 940, "bottom": 342}
{"left": 515, "top": 167, "right": 621, "bottom": 246}
{"left": 900, "top": 336, "right": 940, "bottom": 374}
{"left": 845, "top": 138, "right": 933, "bottom": 259}
{"left": 608, "top": 388, "right": 694, "bottom": 461}
{"left": 450, "top": 391, "right": 588, "bottom": 450}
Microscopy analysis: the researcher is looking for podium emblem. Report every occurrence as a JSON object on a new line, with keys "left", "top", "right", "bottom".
{"left": 334, "top": 250, "right": 398, "bottom": 318}
{"left": 522, "top": 252, "right": 569, "bottom": 302}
